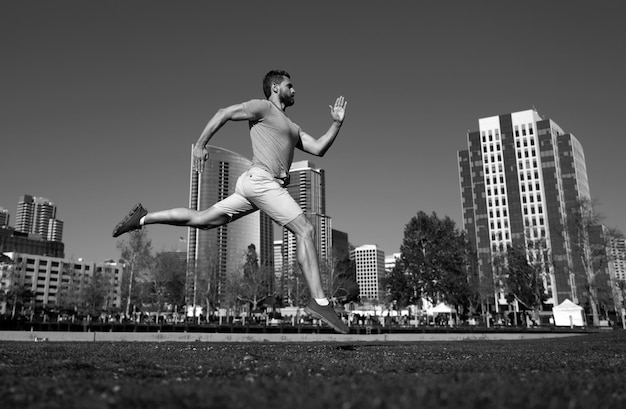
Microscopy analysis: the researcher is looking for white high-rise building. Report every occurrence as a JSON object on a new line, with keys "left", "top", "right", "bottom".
{"left": 458, "top": 109, "right": 597, "bottom": 309}
{"left": 351, "top": 244, "right": 385, "bottom": 301}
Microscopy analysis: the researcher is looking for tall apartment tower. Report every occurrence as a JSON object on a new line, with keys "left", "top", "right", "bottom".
{"left": 458, "top": 109, "right": 592, "bottom": 310}
{"left": 0, "top": 208, "right": 8, "bottom": 228}
{"left": 187, "top": 146, "right": 274, "bottom": 306}
{"left": 14, "top": 195, "right": 63, "bottom": 242}
{"left": 351, "top": 244, "right": 386, "bottom": 301}
{"left": 610, "top": 238, "right": 626, "bottom": 282}
{"left": 280, "top": 160, "right": 333, "bottom": 297}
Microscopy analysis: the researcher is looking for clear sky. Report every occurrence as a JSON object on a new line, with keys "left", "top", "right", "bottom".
{"left": 2, "top": 1, "right": 625, "bottom": 263}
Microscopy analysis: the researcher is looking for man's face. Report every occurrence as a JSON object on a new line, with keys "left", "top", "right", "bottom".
{"left": 275, "top": 76, "right": 295, "bottom": 107}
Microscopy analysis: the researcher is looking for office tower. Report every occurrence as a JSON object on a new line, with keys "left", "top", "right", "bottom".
{"left": 351, "top": 244, "right": 385, "bottom": 301}
{"left": 332, "top": 229, "right": 349, "bottom": 262}
{"left": 458, "top": 109, "right": 596, "bottom": 311}
{"left": 273, "top": 239, "right": 283, "bottom": 294}
{"left": 280, "top": 160, "right": 333, "bottom": 297}
{"left": 14, "top": 195, "right": 63, "bottom": 241}
{"left": 187, "top": 146, "right": 274, "bottom": 306}
{"left": 0, "top": 208, "right": 8, "bottom": 227}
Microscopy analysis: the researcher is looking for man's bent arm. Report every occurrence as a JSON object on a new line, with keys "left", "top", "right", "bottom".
{"left": 298, "top": 120, "right": 343, "bottom": 157}
{"left": 192, "top": 103, "right": 255, "bottom": 173}
{"left": 298, "top": 96, "right": 347, "bottom": 157}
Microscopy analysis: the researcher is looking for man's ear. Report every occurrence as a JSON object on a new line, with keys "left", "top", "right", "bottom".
{"left": 272, "top": 83, "right": 278, "bottom": 93}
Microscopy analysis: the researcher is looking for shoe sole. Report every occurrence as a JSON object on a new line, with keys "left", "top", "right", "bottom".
{"left": 112, "top": 203, "right": 145, "bottom": 237}
{"left": 305, "top": 307, "right": 349, "bottom": 334}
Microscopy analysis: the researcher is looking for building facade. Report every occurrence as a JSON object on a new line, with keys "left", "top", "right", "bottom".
{"left": 610, "top": 238, "right": 626, "bottom": 282}
{"left": 0, "top": 208, "right": 9, "bottom": 228}
{"left": 280, "top": 160, "right": 333, "bottom": 299}
{"left": 0, "top": 252, "right": 122, "bottom": 314}
{"left": 14, "top": 195, "right": 63, "bottom": 242}
{"left": 187, "top": 145, "right": 274, "bottom": 307}
{"left": 0, "top": 227, "right": 65, "bottom": 258}
{"left": 385, "top": 253, "right": 401, "bottom": 273}
{"left": 351, "top": 244, "right": 385, "bottom": 301}
{"left": 458, "top": 109, "right": 598, "bottom": 311}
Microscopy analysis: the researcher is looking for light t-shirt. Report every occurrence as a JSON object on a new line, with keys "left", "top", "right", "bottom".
{"left": 241, "top": 99, "right": 301, "bottom": 179}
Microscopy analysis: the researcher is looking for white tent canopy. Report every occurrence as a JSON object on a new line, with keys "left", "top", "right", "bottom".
{"left": 552, "top": 299, "right": 585, "bottom": 327}
{"left": 427, "top": 303, "right": 456, "bottom": 316}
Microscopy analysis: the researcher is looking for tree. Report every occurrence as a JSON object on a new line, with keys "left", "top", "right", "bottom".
{"left": 117, "top": 230, "right": 153, "bottom": 317}
{"left": 57, "top": 261, "right": 82, "bottom": 313}
{"left": 399, "top": 211, "right": 475, "bottom": 314}
{"left": 384, "top": 260, "right": 413, "bottom": 308}
{"left": 144, "top": 252, "right": 186, "bottom": 314}
{"left": 568, "top": 198, "right": 621, "bottom": 326}
{"left": 235, "top": 244, "right": 272, "bottom": 312}
{"left": 82, "top": 269, "right": 108, "bottom": 316}
{"left": 503, "top": 244, "right": 547, "bottom": 312}
{"left": 284, "top": 261, "right": 308, "bottom": 307}
{"left": 0, "top": 256, "right": 34, "bottom": 318}
{"left": 331, "top": 255, "right": 359, "bottom": 304}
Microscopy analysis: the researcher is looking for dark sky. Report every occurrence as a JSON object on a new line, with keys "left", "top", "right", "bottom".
{"left": 2, "top": 1, "right": 625, "bottom": 262}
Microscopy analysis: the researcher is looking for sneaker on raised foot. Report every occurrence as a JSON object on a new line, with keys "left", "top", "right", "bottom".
{"left": 305, "top": 299, "right": 349, "bottom": 334}
{"left": 112, "top": 203, "right": 148, "bottom": 237}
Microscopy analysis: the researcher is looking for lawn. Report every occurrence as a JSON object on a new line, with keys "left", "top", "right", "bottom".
{"left": 1, "top": 331, "right": 625, "bottom": 409}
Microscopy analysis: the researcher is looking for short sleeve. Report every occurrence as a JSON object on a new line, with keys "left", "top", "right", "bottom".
{"left": 241, "top": 99, "right": 271, "bottom": 122}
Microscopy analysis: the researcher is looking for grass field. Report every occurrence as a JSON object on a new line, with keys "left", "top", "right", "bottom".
{"left": 1, "top": 331, "right": 625, "bottom": 409}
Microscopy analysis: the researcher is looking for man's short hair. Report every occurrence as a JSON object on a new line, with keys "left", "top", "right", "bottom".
{"left": 263, "top": 70, "right": 290, "bottom": 99}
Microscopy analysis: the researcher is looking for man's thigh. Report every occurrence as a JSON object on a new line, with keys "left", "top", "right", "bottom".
{"left": 239, "top": 168, "right": 302, "bottom": 226}
{"left": 212, "top": 192, "right": 257, "bottom": 223}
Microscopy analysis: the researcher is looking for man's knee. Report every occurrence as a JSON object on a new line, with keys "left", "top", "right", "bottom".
{"left": 288, "top": 215, "right": 315, "bottom": 240}
{"left": 193, "top": 207, "right": 231, "bottom": 229}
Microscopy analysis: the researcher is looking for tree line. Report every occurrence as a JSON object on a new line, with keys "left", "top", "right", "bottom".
{"left": 385, "top": 201, "right": 624, "bottom": 326}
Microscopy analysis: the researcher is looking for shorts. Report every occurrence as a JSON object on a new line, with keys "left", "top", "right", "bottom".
{"left": 213, "top": 166, "right": 303, "bottom": 226}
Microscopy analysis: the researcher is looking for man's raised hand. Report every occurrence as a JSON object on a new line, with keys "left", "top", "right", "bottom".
{"left": 329, "top": 96, "right": 347, "bottom": 123}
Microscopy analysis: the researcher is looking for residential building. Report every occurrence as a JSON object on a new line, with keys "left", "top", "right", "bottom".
{"left": 14, "top": 195, "right": 64, "bottom": 242}
{"left": 351, "top": 244, "right": 385, "bottom": 301}
{"left": 273, "top": 239, "right": 283, "bottom": 294}
{"left": 280, "top": 160, "right": 333, "bottom": 298}
{"left": 458, "top": 109, "right": 602, "bottom": 312}
{"left": 0, "top": 252, "right": 123, "bottom": 313}
{"left": 610, "top": 237, "right": 626, "bottom": 314}
{"left": 186, "top": 145, "right": 274, "bottom": 306}
{"left": 610, "top": 238, "right": 626, "bottom": 282}
{"left": 0, "top": 208, "right": 9, "bottom": 227}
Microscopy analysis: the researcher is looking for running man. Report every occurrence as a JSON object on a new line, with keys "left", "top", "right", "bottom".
{"left": 112, "top": 70, "right": 348, "bottom": 333}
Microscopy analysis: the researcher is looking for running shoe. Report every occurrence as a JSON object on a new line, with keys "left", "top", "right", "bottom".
{"left": 112, "top": 203, "right": 147, "bottom": 237}
{"left": 305, "top": 299, "right": 349, "bottom": 334}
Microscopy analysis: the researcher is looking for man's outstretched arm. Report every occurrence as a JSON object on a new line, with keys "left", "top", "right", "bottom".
{"left": 298, "top": 96, "right": 347, "bottom": 157}
{"left": 192, "top": 103, "right": 256, "bottom": 173}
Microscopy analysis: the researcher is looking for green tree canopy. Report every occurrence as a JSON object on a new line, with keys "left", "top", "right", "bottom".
{"left": 398, "top": 211, "right": 476, "bottom": 313}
